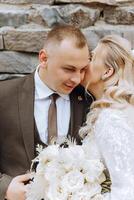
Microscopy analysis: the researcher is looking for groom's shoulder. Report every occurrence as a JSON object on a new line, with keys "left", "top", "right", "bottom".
{"left": 0, "top": 72, "right": 34, "bottom": 86}
{"left": 0, "top": 72, "right": 34, "bottom": 96}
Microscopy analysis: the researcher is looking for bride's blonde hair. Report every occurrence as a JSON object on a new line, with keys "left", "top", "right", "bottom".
{"left": 80, "top": 34, "right": 134, "bottom": 138}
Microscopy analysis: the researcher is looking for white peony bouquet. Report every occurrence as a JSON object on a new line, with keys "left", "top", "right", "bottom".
{"left": 26, "top": 141, "right": 106, "bottom": 200}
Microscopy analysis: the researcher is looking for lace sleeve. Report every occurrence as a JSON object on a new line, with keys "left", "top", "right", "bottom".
{"left": 94, "top": 108, "right": 134, "bottom": 200}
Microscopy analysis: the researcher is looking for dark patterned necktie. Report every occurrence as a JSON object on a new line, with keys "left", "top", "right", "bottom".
{"left": 48, "top": 93, "right": 59, "bottom": 144}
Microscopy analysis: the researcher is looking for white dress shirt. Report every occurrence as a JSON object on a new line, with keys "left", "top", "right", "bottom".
{"left": 34, "top": 69, "right": 70, "bottom": 144}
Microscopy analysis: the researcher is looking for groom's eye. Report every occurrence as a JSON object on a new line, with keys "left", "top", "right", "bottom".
{"left": 64, "top": 67, "right": 75, "bottom": 72}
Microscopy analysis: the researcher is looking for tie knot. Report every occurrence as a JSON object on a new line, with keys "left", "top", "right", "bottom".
{"left": 50, "top": 93, "right": 59, "bottom": 102}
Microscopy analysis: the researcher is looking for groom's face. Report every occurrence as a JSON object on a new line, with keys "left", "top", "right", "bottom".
{"left": 39, "top": 38, "right": 89, "bottom": 94}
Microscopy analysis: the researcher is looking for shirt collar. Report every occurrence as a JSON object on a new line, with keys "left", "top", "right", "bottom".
{"left": 34, "top": 67, "right": 69, "bottom": 100}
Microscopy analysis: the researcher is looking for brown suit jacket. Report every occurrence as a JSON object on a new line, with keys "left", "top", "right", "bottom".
{"left": 0, "top": 72, "right": 93, "bottom": 200}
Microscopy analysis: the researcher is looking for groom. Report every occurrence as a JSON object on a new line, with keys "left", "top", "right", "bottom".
{"left": 0, "top": 25, "right": 93, "bottom": 200}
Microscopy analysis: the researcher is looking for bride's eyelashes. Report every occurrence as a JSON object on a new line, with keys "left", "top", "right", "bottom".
{"left": 89, "top": 51, "right": 95, "bottom": 62}
{"left": 89, "top": 53, "right": 93, "bottom": 62}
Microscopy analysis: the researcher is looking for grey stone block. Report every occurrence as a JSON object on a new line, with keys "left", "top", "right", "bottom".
{"left": 0, "top": 4, "right": 49, "bottom": 28}
{"left": 57, "top": 4, "right": 101, "bottom": 28}
{"left": 82, "top": 25, "right": 133, "bottom": 50}
{"left": 32, "top": 0, "right": 54, "bottom": 4}
{"left": 116, "top": 0, "right": 133, "bottom": 2}
{"left": 123, "top": 29, "right": 134, "bottom": 49}
{"left": 0, "top": 0, "right": 54, "bottom": 4}
{"left": 3, "top": 25, "right": 49, "bottom": 53}
{"left": 28, "top": 9, "right": 47, "bottom": 27}
{"left": 0, "top": 34, "right": 3, "bottom": 49}
{"left": 55, "top": 0, "right": 116, "bottom": 6}
{"left": 39, "top": 6, "right": 65, "bottom": 27}
{"left": 85, "top": 25, "right": 134, "bottom": 50}
{"left": 0, "top": 51, "right": 38, "bottom": 73}
{"left": 104, "top": 6, "right": 134, "bottom": 25}
{"left": 0, "top": 8, "right": 29, "bottom": 27}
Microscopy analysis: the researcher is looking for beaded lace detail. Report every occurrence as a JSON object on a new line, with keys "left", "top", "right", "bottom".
{"left": 94, "top": 108, "right": 134, "bottom": 200}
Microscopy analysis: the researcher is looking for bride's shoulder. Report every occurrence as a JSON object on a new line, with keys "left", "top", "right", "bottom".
{"left": 94, "top": 108, "right": 125, "bottom": 140}
{"left": 95, "top": 106, "right": 134, "bottom": 134}
{"left": 97, "top": 105, "right": 134, "bottom": 123}
{"left": 95, "top": 108, "right": 126, "bottom": 132}
{"left": 97, "top": 108, "right": 124, "bottom": 122}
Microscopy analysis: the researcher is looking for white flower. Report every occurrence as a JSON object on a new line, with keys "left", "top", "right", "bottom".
{"left": 44, "top": 161, "right": 65, "bottom": 183}
{"left": 83, "top": 160, "right": 105, "bottom": 182}
{"left": 26, "top": 143, "right": 105, "bottom": 200}
{"left": 86, "top": 182, "right": 102, "bottom": 197}
{"left": 38, "top": 145, "right": 59, "bottom": 164}
{"left": 35, "top": 145, "right": 59, "bottom": 174}
{"left": 60, "top": 170, "right": 84, "bottom": 193}
{"left": 46, "top": 185, "right": 68, "bottom": 200}
{"left": 59, "top": 145, "right": 85, "bottom": 171}
{"left": 69, "top": 183, "right": 102, "bottom": 200}
{"left": 69, "top": 186, "right": 92, "bottom": 200}
{"left": 91, "top": 194, "right": 104, "bottom": 200}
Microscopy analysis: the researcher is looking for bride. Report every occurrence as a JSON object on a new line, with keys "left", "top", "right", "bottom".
{"left": 81, "top": 35, "right": 134, "bottom": 200}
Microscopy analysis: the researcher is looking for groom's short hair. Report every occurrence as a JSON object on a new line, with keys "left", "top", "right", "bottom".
{"left": 44, "top": 25, "right": 88, "bottom": 49}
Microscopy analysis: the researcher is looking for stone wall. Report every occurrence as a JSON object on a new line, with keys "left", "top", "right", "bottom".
{"left": 0, "top": 0, "right": 134, "bottom": 80}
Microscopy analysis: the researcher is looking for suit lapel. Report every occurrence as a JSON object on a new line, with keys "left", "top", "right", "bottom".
{"left": 68, "top": 88, "right": 86, "bottom": 139}
{"left": 18, "top": 73, "right": 35, "bottom": 164}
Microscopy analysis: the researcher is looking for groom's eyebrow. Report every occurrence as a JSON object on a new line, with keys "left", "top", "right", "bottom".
{"left": 64, "top": 65, "right": 88, "bottom": 70}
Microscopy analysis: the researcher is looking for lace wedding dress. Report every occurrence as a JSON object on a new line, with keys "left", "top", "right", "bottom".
{"left": 83, "top": 106, "right": 134, "bottom": 200}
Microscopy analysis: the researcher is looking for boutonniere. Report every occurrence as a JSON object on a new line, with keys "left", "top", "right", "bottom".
{"left": 78, "top": 96, "right": 83, "bottom": 101}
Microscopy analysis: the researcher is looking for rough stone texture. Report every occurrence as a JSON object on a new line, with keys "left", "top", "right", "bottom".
{"left": 0, "top": 4, "right": 47, "bottom": 27}
{"left": 28, "top": 7, "right": 47, "bottom": 26}
{"left": 104, "top": 6, "right": 134, "bottom": 24}
{"left": 0, "top": 0, "right": 54, "bottom": 4}
{"left": 39, "top": 6, "right": 65, "bottom": 27}
{"left": 83, "top": 25, "right": 134, "bottom": 50}
{"left": 57, "top": 4, "right": 101, "bottom": 28}
{"left": 40, "top": 5, "right": 101, "bottom": 28}
{"left": 0, "top": 34, "right": 3, "bottom": 49}
{"left": 0, "top": 51, "right": 38, "bottom": 74}
{"left": 116, "top": 0, "right": 133, "bottom": 2}
{"left": 3, "top": 25, "right": 48, "bottom": 53}
{"left": 55, "top": 0, "right": 116, "bottom": 5}
{"left": 0, "top": 5, "right": 29, "bottom": 27}
{"left": 123, "top": 30, "right": 134, "bottom": 49}
{"left": 0, "top": 4, "right": 101, "bottom": 28}
{"left": 83, "top": 25, "right": 121, "bottom": 50}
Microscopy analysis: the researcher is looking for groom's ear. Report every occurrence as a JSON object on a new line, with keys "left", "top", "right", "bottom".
{"left": 101, "top": 67, "right": 114, "bottom": 81}
{"left": 39, "top": 49, "right": 48, "bottom": 65}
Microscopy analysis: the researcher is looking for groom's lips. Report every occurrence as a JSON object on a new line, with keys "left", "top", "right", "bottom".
{"left": 64, "top": 83, "right": 76, "bottom": 90}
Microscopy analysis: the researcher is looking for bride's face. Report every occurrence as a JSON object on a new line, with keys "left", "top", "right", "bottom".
{"left": 84, "top": 44, "right": 107, "bottom": 88}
